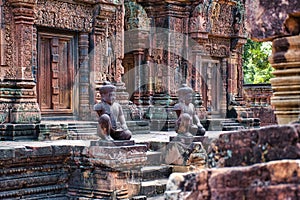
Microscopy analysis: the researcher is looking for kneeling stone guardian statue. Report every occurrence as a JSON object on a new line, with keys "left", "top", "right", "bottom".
{"left": 94, "top": 82, "right": 132, "bottom": 140}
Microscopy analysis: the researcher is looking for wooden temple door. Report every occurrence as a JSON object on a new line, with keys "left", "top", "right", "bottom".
{"left": 37, "top": 32, "right": 76, "bottom": 115}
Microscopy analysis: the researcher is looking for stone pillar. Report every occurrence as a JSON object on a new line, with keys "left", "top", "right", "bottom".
{"left": 78, "top": 33, "right": 90, "bottom": 120}
{"left": 133, "top": 50, "right": 144, "bottom": 105}
{"left": 270, "top": 36, "right": 300, "bottom": 124}
{"left": 220, "top": 58, "right": 228, "bottom": 117}
{"left": 0, "top": 0, "right": 40, "bottom": 140}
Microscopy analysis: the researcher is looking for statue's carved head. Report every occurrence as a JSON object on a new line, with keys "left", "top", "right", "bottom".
{"left": 99, "top": 81, "right": 116, "bottom": 104}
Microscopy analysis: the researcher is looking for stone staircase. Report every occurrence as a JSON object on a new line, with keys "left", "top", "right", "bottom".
{"left": 131, "top": 135, "right": 209, "bottom": 199}
{"left": 39, "top": 119, "right": 151, "bottom": 140}
{"left": 221, "top": 119, "right": 245, "bottom": 131}
{"left": 139, "top": 165, "right": 171, "bottom": 198}
{"left": 67, "top": 122, "right": 99, "bottom": 140}
{"left": 130, "top": 145, "right": 171, "bottom": 199}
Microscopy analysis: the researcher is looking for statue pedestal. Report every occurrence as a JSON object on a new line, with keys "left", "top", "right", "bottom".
{"left": 68, "top": 140, "right": 147, "bottom": 199}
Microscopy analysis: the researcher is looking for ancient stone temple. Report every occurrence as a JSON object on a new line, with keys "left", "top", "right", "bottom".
{"left": 0, "top": 0, "right": 299, "bottom": 199}
{"left": 0, "top": 0, "right": 249, "bottom": 135}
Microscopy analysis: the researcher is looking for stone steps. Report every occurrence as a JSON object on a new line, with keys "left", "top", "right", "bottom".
{"left": 141, "top": 165, "right": 172, "bottom": 181}
{"left": 140, "top": 179, "right": 168, "bottom": 197}
{"left": 127, "top": 121, "right": 151, "bottom": 135}
{"left": 39, "top": 121, "right": 99, "bottom": 140}
{"left": 220, "top": 119, "right": 245, "bottom": 131}
{"left": 130, "top": 154, "right": 173, "bottom": 199}
{"left": 40, "top": 119, "right": 151, "bottom": 140}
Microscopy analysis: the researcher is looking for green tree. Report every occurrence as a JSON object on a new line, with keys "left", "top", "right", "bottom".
{"left": 243, "top": 39, "right": 274, "bottom": 84}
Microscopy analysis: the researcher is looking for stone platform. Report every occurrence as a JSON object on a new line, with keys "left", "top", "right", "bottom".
{"left": 0, "top": 139, "right": 148, "bottom": 199}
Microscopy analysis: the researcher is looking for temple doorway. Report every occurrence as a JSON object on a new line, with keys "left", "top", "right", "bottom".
{"left": 37, "top": 31, "right": 78, "bottom": 116}
{"left": 200, "top": 59, "right": 224, "bottom": 118}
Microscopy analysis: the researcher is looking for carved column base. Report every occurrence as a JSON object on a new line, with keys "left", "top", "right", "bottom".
{"left": 0, "top": 80, "right": 41, "bottom": 141}
{"left": 0, "top": 80, "right": 41, "bottom": 124}
{"left": 270, "top": 35, "right": 300, "bottom": 124}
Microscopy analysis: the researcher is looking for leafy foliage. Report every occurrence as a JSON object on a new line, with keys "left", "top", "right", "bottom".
{"left": 243, "top": 39, "right": 274, "bottom": 84}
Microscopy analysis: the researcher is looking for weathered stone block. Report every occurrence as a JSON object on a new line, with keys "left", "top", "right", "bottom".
{"left": 165, "top": 160, "right": 300, "bottom": 200}
{"left": 69, "top": 141, "right": 148, "bottom": 199}
{"left": 0, "top": 147, "right": 15, "bottom": 160}
{"left": 208, "top": 124, "right": 300, "bottom": 167}
{"left": 245, "top": 0, "right": 300, "bottom": 41}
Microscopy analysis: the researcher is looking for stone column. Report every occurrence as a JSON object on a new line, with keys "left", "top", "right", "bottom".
{"left": 0, "top": 0, "right": 39, "bottom": 121}
{"left": 133, "top": 50, "right": 144, "bottom": 105}
{"left": 270, "top": 36, "right": 300, "bottom": 124}
{"left": 78, "top": 33, "right": 90, "bottom": 120}
{"left": 0, "top": 0, "right": 40, "bottom": 140}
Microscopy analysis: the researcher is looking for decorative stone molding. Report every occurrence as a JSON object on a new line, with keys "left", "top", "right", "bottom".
{"left": 0, "top": 80, "right": 41, "bottom": 124}
{"left": 189, "top": 2, "right": 209, "bottom": 39}
{"left": 2, "top": 0, "right": 35, "bottom": 79}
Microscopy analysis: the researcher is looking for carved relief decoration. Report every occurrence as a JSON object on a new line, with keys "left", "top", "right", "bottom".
{"left": 93, "top": 4, "right": 124, "bottom": 83}
{"left": 189, "top": 2, "right": 209, "bottom": 34}
{"left": 34, "top": 0, "right": 94, "bottom": 32}
{"left": 124, "top": 0, "right": 150, "bottom": 30}
{"left": 20, "top": 25, "right": 34, "bottom": 79}
{"left": 208, "top": 1, "right": 234, "bottom": 36}
{"left": 115, "top": 5, "right": 125, "bottom": 83}
{"left": 2, "top": 3, "right": 16, "bottom": 78}
{"left": 205, "top": 37, "right": 230, "bottom": 58}
{"left": 2, "top": 1, "right": 36, "bottom": 79}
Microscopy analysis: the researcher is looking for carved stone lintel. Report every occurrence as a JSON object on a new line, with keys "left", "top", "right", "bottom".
{"left": 35, "top": 0, "right": 94, "bottom": 32}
